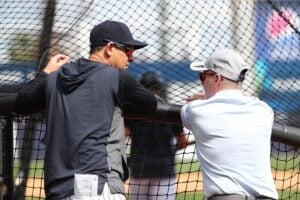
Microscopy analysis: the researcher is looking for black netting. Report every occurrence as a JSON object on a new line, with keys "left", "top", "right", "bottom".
{"left": 0, "top": 0, "right": 299, "bottom": 199}
{"left": 10, "top": 117, "right": 300, "bottom": 199}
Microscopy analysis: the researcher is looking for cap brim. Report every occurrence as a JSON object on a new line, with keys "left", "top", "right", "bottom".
{"left": 122, "top": 40, "right": 148, "bottom": 50}
{"left": 190, "top": 61, "right": 208, "bottom": 72}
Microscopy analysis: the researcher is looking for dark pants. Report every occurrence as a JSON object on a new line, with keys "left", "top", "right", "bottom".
{"left": 207, "top": 194, "right": 275, "bottom": 200}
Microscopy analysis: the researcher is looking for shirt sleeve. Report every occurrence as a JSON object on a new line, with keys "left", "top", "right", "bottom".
{"left": 180, "top": 103, "right": 193, "bottom": 131}
{"left": 118, "top": 70, "right": 157, "bottom": 115}
{"left": 14, "top": 71, "right": 48, "bottom": 114}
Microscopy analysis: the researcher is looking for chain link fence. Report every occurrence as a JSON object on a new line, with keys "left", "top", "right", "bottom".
{"left": 0, "top": 0, "right": 299, "bottom": 199}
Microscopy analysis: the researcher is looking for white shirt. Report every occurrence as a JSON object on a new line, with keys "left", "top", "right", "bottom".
{"left": 181, "top": 90, "right": 278, "bottom": 199}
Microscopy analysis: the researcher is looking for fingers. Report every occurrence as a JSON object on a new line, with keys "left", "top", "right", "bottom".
{"left": 54, "top": 54, "right": 71, "bottom": 65}
{"left": 43, "top": 54, "right": 71, "bottom": 74}
{"left": 185, "top": 93, "right": 206, "bottom": 103}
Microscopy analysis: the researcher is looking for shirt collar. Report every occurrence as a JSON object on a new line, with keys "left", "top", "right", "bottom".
{"left": 213, "top": 89, "right": 243, "bottom": 97}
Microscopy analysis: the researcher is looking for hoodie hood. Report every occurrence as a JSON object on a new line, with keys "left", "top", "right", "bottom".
{"left": 57, "top": 58, "right": 102, "bottom": 93}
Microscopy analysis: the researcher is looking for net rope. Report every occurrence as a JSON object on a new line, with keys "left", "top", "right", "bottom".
{"left": 0, "top": 0, "right": 299, "bottom": 199}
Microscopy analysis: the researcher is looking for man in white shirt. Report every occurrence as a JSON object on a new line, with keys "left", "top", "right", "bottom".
{"left": 181, "top": 48, "right": 278, "bottom": 200}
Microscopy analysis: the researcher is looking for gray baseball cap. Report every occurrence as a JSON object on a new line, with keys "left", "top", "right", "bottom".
{"left": 190, "top": 48, "right": 249, "bottom": 81}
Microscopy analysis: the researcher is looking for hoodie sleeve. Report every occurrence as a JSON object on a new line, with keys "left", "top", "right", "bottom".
{"left": 14, "top": 71, "right": 48, "bottom": 114}
{"left": 118, "top": 70, "right": 157, "bottom": 115}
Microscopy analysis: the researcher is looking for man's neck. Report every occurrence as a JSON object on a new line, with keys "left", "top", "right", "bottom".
{"left": 89, "top": 53, "right": 109, "bottom": 65}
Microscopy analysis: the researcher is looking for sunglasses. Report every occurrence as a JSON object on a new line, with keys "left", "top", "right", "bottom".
{"left": 104, "top": 39, "right": 134, "bottom": 56}
{"left": 198, "top": 71, "right": 216, "bottom": 82}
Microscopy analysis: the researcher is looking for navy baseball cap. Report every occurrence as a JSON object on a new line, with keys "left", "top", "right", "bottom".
{"left": 90, "top": 20, "right": 148, "bottom": 49}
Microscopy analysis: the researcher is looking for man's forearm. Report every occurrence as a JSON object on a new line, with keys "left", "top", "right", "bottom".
{"left": 2, "top": 54, "right": 70, "bottom": 115}
{"left": 0, "top": 93, "right": 18, "bottom": 114}
{"left": 14, "top": 72, "right": 48, "bottom": 114}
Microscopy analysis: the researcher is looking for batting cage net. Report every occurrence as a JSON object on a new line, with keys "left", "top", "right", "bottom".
{"left": 0, "top": 0, "right": 299, "bottom": 199}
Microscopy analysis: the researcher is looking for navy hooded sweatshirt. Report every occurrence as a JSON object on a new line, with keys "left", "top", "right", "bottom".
{"left": 15, "top": 58, "right": 157, "bottom": 199}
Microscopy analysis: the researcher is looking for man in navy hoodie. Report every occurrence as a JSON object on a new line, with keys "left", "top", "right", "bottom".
{"left": 15, "top": 20, "right": 157, "bottom": 200}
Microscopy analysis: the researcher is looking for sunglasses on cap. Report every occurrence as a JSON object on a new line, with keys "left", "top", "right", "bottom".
{"left": 104, "top": 39, "right": 134, "bottom": 56}
{"left": 198, "top": 71, "right": 216, "bottom": 82}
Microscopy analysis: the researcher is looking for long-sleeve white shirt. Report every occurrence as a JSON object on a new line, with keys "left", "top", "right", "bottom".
{"left": 181, "top": 90, "right": 278, "bottom": 199}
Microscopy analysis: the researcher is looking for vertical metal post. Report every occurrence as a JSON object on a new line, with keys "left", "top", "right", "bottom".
{"left": 1, "top": 116, "right": 13, "bottom": 200}
{"left": 0, "top": 117, "right": 6, "bottom": 200}
{"left": 159, "top": 0, "right": 168, "bottom": 60}
{"left": 231, "top": 0, "right": 257, "bottom": 95}
{"left": 0, "top": 118, "right": 4, "bottom": 181}
{"left": 14, "top": 117, "right": 34, "bottom": 199}
{"left": 37, "top": 0, "right": 56, "bottom": 70}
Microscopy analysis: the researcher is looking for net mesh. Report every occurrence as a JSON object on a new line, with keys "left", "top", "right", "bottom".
{"left": 11, "top": 116, "right": 300, "bottom": 199}
{"left": 0, "top": 0, "right": 299, "bottom": 199}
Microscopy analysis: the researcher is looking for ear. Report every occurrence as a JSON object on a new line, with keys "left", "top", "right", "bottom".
{"left": 215, "top": 74, "right": 223, "bottom": 82}
{"left": 214, "top": 74, "right": 223, "bottom": 89}
{"left": 105, "top": 42, "right": 114, "bottom": 57}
